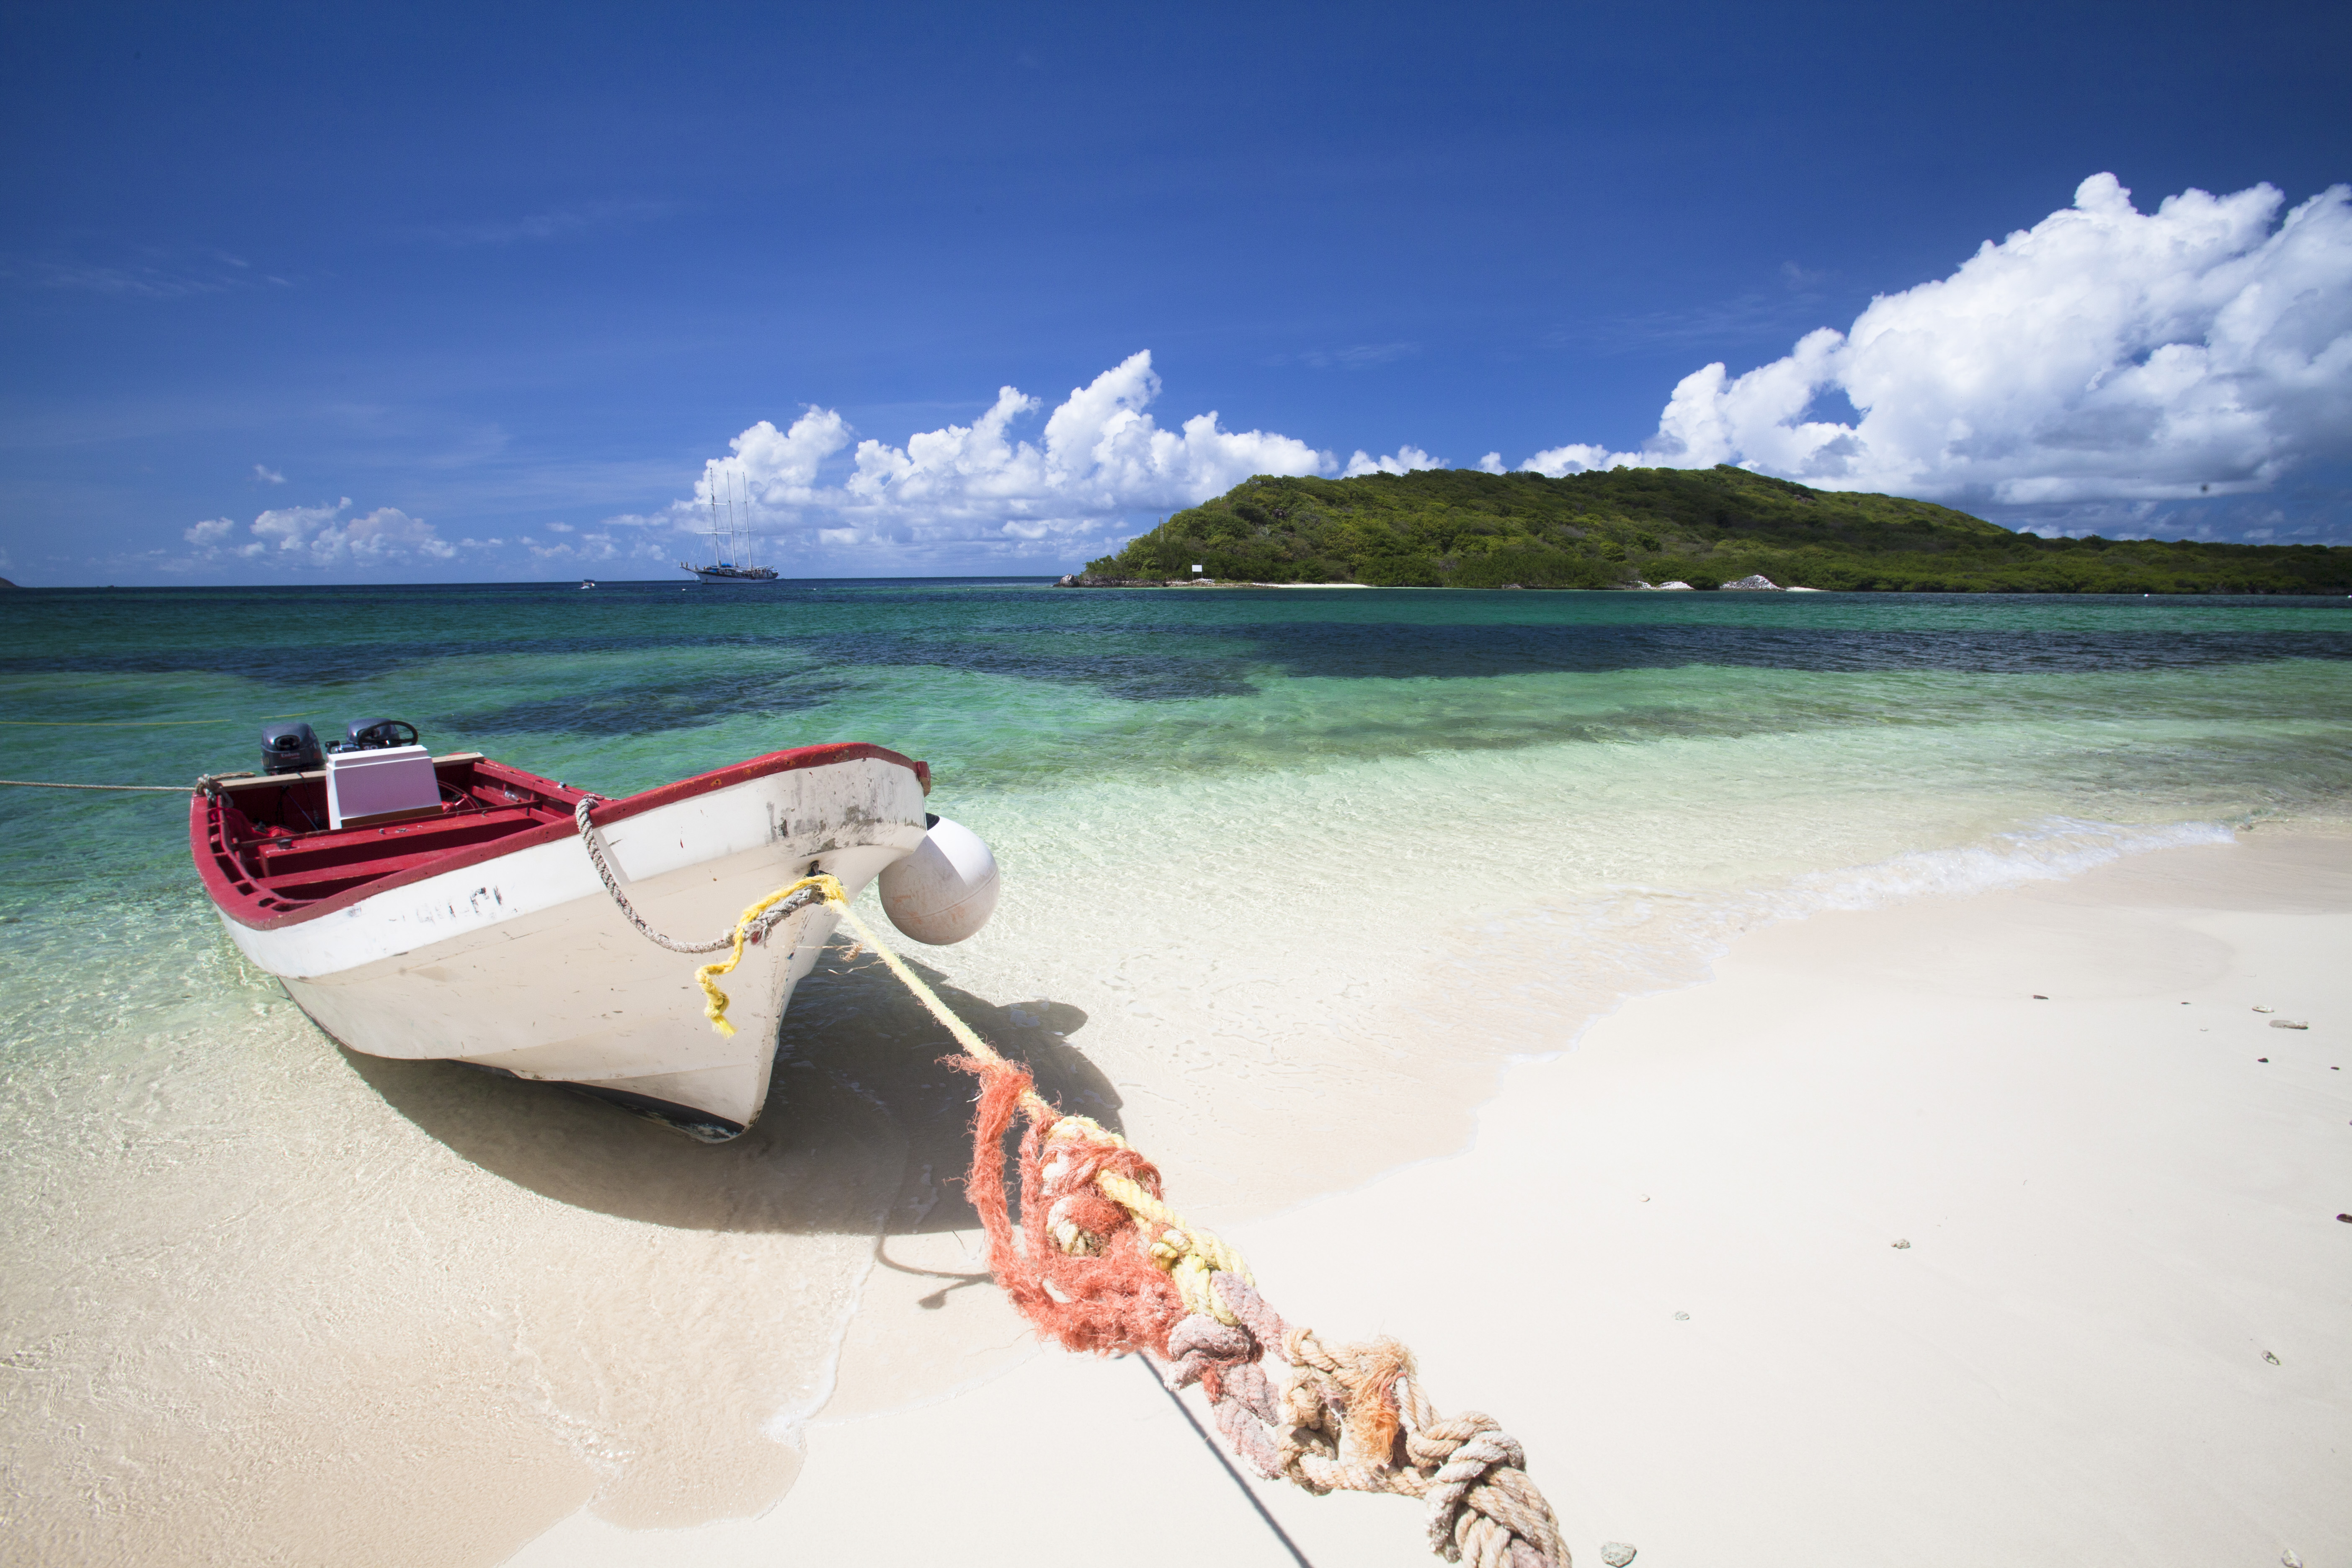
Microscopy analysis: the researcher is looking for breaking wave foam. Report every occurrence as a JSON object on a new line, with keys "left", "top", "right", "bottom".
{"left": 1778, "top": 815, "right": 2239, "bottom": 916}
{"left": 1437, "top": 815, "right": 2242, "bottom": 1071}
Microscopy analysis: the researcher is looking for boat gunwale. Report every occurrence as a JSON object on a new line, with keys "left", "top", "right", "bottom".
{"left": 192, "top": 741, "right": 931, "bottom": 934}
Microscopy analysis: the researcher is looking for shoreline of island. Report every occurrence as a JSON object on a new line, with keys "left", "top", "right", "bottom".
{"left": 1074, "top": 466, "right": 2352, "bottom": 595}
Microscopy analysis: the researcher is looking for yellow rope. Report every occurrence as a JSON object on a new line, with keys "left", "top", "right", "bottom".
{"left": 1094, "top": 1166, "right": 1256, "bottom": 1320}
{"left": 830, "top": 902, "right": 1013, "bottom": 1073}
{"left": 692, "top": 874, "right": 847, "bottom": 1037}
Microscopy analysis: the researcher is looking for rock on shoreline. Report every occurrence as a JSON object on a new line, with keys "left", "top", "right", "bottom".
{"left": 1055, "top": 574, "right": 1223, "bottom": 587}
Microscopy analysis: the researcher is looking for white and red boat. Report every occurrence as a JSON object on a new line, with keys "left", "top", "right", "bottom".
{"left": 191, "top": 735, "right": 998, "bottom": 1140}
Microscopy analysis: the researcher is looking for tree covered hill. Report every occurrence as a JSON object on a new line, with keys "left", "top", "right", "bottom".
{"left": 1079, "top": 466, "right": 2352, "bottom": 594}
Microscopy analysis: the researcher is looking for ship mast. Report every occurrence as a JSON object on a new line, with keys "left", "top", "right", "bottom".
{"left": 732, "top": 470, "right": 749, "bottom": 569}
{"left": 743, "top": 472, "right": 757, "bottom": 569}
{"left": 689, "top": 465, "right": 769, "bottom": 578}
{"left": 707, "top": 470, "right": 725, "bottom": 568}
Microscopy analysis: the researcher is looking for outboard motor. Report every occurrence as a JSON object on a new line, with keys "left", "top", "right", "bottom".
{"left": 340, "top": 718, "right": 420, "bottom": 752}
{"left": 260, "top": 722, "right": 323, "bottom": 775}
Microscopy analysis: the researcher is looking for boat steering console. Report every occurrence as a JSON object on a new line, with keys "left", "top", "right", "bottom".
{"left": 258, "top": 717, "right": 423, "bottom": 776}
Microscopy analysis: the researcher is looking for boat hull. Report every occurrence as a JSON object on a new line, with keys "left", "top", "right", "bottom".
{"left": 682, "top": 566, "right": 781, "bottom": 584}
{"left": 205, "top": 750, "right": 928, "bottom": 1136}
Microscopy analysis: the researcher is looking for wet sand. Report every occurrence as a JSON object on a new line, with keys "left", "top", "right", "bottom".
{"left": 508, "top": 832, "right": 2352, "bottom": 1568}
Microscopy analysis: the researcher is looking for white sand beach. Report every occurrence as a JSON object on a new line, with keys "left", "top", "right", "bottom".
{"left": 505, "top": 831, "right": 2352, "bottom": 1568}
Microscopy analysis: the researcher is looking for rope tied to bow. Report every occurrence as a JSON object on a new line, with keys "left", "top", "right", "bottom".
{"left": 690, "top": 873, "right": 846, "bottom": 1037}
{"left": 573, "top": 806, "right": 1567, "bottom": 1565}
{"left": 573, "top": 796, "right": 847, "bottom": 1036}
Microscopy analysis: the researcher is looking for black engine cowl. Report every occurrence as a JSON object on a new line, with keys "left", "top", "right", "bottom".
{"left": 260, "top": 722, "right": 323, "bottom": 775}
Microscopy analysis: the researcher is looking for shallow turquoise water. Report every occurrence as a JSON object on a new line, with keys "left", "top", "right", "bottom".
{"left": 6, "top": 579, "right": 2349, "bottom": 780}
{"left": 4, "top": 578, "right": 2348, "bottom": 896}
{"left": 3, "top": 580, "right": 2348, "bottom": 1558}
{"left": 3, "top": 576, "right": 2349, "bottom": 1065}
{"left": 2, "top": 579, "right": 2349, "bottom": 1046}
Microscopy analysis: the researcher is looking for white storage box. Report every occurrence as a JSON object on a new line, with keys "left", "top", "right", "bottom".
{"left": 327, "top": 745, "right": 443, "bottom": 830}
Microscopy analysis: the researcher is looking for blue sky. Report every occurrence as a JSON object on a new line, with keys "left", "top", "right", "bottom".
{"left": 3, "top": 0, "right": 2347, "bottom": 584}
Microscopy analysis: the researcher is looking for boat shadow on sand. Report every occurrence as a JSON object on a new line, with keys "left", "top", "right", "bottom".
{"left": 343, "top": 936, "right": 1117, "bottom": 1239}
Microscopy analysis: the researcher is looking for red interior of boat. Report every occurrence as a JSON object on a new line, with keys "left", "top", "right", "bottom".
{"left": 191, "top": 742, "right": 930, "bottom": 932}
{"left": 195, "top": 754, "right": 586, "bottom": 918}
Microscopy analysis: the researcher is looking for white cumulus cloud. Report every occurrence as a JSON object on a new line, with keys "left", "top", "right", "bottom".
{"left": 1341, "top": 444, "right": 1442, "bottom": 477}
{"left": 524, "top": 530, "right": 624, "bottom": 562}
{"left": 1517, "top": 174, "right": 2352, "bottom": 512}
{"left": 185, "top": 499, "right": 454, "bottom": 567}
{"left": 1519, "top": 442, "right": 1627, "bottom": 479}
{"left": 656, "top": 352, "right": 1331, "bottom": 559}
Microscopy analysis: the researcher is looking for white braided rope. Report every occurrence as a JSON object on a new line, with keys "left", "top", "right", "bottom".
{"left": 573, "top": 796, "right": 823, "bottom": 954}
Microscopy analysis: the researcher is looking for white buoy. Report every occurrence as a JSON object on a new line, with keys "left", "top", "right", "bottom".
{"left": 878, "top": 815, "right": 1000, "bottom": 945}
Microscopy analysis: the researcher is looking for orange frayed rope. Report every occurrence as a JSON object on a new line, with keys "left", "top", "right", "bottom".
{"left": 828, "top": 900, "right": 1568, "bottom": 1568}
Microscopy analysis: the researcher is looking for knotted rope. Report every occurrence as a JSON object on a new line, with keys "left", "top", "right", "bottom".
{"left": 577, "top": 823, "right": 1567, "bottom": 1565}
{"left": 839, "top": 901, "right": 1565, "bottom": 1565}
{"left": 955, "top": 1047, "right": 1567, "bottom": 1568}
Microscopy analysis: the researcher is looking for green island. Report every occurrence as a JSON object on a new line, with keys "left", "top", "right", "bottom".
{"left": 1075, "top": 466, "right": 2352, "bottom": 593}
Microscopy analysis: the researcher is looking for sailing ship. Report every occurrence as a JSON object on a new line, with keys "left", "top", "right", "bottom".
{"left": 679, "top": 468, "right": 780, "bottom": 584}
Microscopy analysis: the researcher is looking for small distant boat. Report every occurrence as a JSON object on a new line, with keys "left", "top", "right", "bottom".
{"left": 580, "top": 579, "right": 596, "bottom": 590}
{"left": 192, "top": 725, "right": 998, "bottom": 1139}
{"left": 680, "top": 468, "right": 781, "bottom": 585}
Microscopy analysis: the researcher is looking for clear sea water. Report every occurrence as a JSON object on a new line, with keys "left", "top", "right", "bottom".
{"left": 3, "top": 580, "right": 2349, "bottom": 1561}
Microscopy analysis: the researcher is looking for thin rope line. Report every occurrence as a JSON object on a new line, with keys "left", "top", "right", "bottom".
{"left": 0, "top": 779, "right": 195, "bottom": 792}
{"left": 830, "top": 901, "right": 1057, "bottom": 1119}
{"left": 0, "top": 719, "right": 232, "bottom": 726}
{"left": 1136, "top": 1353, "right": 1317, "bottom": 1568}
